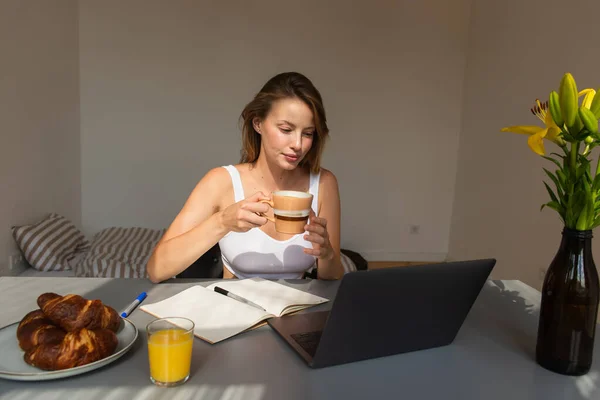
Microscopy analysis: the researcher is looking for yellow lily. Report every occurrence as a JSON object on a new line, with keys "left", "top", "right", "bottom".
{"left": 501, "top": 99, "right": 564, "bottom": 156}
{"left": 581, "top": 88, "right": 596, "bottom": 109}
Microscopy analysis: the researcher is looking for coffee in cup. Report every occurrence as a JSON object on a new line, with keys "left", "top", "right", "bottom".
{"left": 260, "top": 190, "right": 313, "bottom": 234}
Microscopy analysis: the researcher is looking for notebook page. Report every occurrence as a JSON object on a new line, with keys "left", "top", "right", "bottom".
{"left": 206, "top": 278, "right": 328, "bottom": 317}
{"left": 140, "top": 285, "right": 271, "bottom": 344}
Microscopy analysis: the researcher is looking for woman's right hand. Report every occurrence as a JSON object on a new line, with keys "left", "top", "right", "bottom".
{"left": 219, "top": 191, "right": 272, "bottom": 233}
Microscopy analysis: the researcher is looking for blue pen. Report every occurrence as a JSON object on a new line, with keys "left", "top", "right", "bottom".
{"left": 120, "top": 292, "right": 147, "bottom": 318}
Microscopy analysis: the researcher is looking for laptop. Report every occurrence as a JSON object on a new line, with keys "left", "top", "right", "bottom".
{"left": 267, "top": 258, "right": 496, "bottom": 368}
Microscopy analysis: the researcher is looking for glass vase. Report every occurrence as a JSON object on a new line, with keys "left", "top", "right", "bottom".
{"left": 536, "top": 227, "right": 600, "bottom": 375}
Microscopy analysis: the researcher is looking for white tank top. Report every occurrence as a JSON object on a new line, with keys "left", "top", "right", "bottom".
{"left": 218, "top": 165, "right": 319, "bottom": 279}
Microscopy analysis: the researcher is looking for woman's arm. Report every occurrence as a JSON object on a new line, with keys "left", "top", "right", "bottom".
{"left": 304, "top": 169, "right": 344, "bottom": 280}
{"left": 147, "top": 167, "right": 272, "bottom": 283}
{"left": 146, "top": 168, "right": 229, "bottom": 283}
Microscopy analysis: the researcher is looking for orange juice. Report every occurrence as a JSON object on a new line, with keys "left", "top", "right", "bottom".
{"left": 148, "top": 328, "right": 193, "bottom": 384}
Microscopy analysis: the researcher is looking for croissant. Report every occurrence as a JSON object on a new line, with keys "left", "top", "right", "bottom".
{"left": 24, "top": 328, "right": 118, "bottom": 370}
{"left": 16, "top": 309, "right": 66, "bottom": 352}
{"left": 37, "top": 293, "right": 120, "bottom": 333}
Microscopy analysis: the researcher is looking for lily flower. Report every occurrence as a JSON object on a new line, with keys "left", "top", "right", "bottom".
{"left": 580, "top": 88, "right": 596, "bottom": 109}
{"left": 501, "top": 99, "right": 564, "bottom": 156}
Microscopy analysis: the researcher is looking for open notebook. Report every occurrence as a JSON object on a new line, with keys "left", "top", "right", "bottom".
{"left": 140, "top": 277, "right": 329, "bottom": 344}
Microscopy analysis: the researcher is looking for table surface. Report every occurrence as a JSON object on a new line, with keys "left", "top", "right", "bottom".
{"left": 0, "top": 277, "right": 599, "bottom": 399}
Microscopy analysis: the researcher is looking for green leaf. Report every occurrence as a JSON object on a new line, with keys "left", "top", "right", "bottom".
{"left": 578, "top": 190, "right": 595, "bottom": 230}
{"left": 566, "top": 190, "right": 587, "bottom": 228}
{"left": 587, "top": 191, "right": 595, "bottom": 227}
{"left": 543, "top": 181, "right": 560, "bottom": 204}
{"left": 577, "top": 206, "right": 589, "bottom": 230}
{"left": 594, "top": 174, "right": 600, "bottom": 192}
{"left": 541, "top": 201, "right": 562, "bottom": 212}
{"left": 562, "top": 131, "right": 577, "bottom": 142}
{"left": 557, "top": 169, "right": 567, "bottom": 186}
{"left": 542, "top": 156, "right": 564, "bottom": 171}
{"left": 578, "top": 155, "right": 592, "bottom": 170}
{"left": 541, "top": 201, "right": 565, "bottom": 218}
{"left": 576, "top": 158, "right": 591, "bottom": 181}
{"left": 576, "top": 188, "right": 588, "bottom": 206}
{"left": 563, "top": 163, "right": 572, "bottom": 180}
{"left": 583, "top": 175, "right": 592, "bottom": 192}
{"left": 543, "top": 168, "right": 564, "bottom": 196}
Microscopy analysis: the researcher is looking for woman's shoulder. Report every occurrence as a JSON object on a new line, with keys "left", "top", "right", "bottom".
{"left": 203, "top": 163, "right": 249, "bottom": 178}
{"left": 198, "top": 163, "right": 255, "bottom": 190}
{"left": 317, "top": 167, "right": 338, "bottom": 187}
{"left": 202, "top": 165, "right": 230, "bottom": 183}
{"left": 315, "top": 168, "right": 340, "bottom": 214}
{"left": 193, "top": 165, "right": 236, "bottom": 195}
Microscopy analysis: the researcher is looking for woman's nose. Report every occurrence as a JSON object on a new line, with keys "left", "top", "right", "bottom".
{"left": 290, "top": 132, "right": 302, "bottom": 150}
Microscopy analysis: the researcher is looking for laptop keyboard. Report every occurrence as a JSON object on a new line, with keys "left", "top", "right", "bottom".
{"left": 291, "top": 330, "right": 322, "bottom": 357}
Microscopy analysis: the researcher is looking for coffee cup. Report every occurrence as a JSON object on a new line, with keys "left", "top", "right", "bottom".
{"left": 259, "top": 190, "right": 313, "bottom": 234}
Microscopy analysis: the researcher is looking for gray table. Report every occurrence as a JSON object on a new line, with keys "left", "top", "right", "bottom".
{"left": 0, "top": 277, "right": 598, "bottom": 399}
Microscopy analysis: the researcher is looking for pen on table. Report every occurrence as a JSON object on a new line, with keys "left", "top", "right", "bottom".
{"left": 120, "top": 292, "right": 147, "bottom": 318}
{"left": 213, "top": 286, "right": 266, "bottom": 311}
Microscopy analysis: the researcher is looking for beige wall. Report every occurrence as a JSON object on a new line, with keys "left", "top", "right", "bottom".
{"left": 0, "top": 1, "right": 81, "bottom": 275}
{"left": 79, "top": 0, "right": 473, "bottom": 261}
{"left": 7, "top": 0, "right": 595, "bottom": 287}
{"left": 448, "top": 0, "right": 600, "bottom": 289}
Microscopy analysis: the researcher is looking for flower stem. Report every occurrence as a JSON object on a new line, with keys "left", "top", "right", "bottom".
{"left": 570, "top": 142, "right": 577, "bottom": 173}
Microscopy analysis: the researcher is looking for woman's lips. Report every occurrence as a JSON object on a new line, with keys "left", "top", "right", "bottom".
{"left": 284, "top": 154, "right": 299, "bottom": 162}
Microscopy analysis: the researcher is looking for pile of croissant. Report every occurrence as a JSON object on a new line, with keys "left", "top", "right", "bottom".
{"left": 16, "top": 293, "right": 120, "bottom": 371}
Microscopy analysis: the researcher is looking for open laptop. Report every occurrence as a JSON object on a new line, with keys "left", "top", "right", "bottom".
{"left": 267, "top": 258, "right": 496, "bottom": 368}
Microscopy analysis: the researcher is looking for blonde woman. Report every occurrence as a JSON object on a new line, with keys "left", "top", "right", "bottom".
{"left": 147, "top": 72, "right": 343, "bottom": 282}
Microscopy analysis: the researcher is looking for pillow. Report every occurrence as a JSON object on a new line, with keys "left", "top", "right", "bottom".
{"left": 303, "top": 249, "right": 361, "bottom": 279}
{"left": 341, "top": 251, "right": 358, "bottom": 273}
{"left": 340, "top": 248, "right": 368, "bottom": 271}
{"left": 11, "top": 213, "right": 89, "bottom": 271}
{"left": 75, "top": 227, "right": 165, "bottom": 278}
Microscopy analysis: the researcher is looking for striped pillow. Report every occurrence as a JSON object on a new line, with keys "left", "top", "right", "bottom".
{"left": 11, "top": 213, "right": 89, "bottom": 271}
{"left": 341, "top": 252, "right": 357, "bottom": 273}
{"left": 75, "top": 227, "right": 165, "bottom": 278}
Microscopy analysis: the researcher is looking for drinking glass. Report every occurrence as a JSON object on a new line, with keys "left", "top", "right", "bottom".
{"left": 146, "top": 317, "right": 194, "bottom": 387}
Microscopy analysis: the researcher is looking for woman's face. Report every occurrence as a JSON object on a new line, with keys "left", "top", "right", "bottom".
{"left": 254, "top": 97, "right": 315, "bottom": 170}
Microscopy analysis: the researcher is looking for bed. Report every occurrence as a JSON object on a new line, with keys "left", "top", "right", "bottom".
{"left": 11, "top": 213, "right": 364, "bottom": 279}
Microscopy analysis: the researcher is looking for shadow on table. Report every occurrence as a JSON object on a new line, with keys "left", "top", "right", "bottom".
{"left": 468, "top": 280, "right": 538, "bottom": 357}
{"left": 462, "top": 280, "right": 600, "bottom": 400}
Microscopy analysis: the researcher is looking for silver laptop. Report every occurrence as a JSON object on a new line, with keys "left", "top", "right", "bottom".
{"left": 267, "top": 258, "right": 496, "bottom": 368}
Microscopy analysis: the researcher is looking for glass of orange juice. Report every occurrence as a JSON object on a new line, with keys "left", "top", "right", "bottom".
{"left": 146, "top": 317, "right": 195, "bottom": 387}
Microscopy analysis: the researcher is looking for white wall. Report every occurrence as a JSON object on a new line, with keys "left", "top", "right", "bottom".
{"left": 0, "top": 1, "right": 80, "bottom": 276}
{"left": 79, "top": 0, "right": 473, "bottom": 261}
{"left": 449, "top": 0, "right": 600, "bottom": 289}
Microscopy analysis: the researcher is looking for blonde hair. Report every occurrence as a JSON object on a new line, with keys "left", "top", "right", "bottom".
{"left": 239, "top": 72, "right": 329, "bottom": 173}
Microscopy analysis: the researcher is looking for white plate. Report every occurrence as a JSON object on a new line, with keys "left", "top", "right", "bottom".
{"left": 0, "top": 318, "right": 138, "bottom": 381}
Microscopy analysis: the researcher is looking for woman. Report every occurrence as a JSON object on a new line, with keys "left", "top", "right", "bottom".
{"left": 147, "top": 72, "right": 343, "bottom": 283}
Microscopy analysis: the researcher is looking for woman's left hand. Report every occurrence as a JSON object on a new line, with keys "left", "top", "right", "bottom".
{"left": 303, "top": 212, "right": 334, "bottom": 261}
